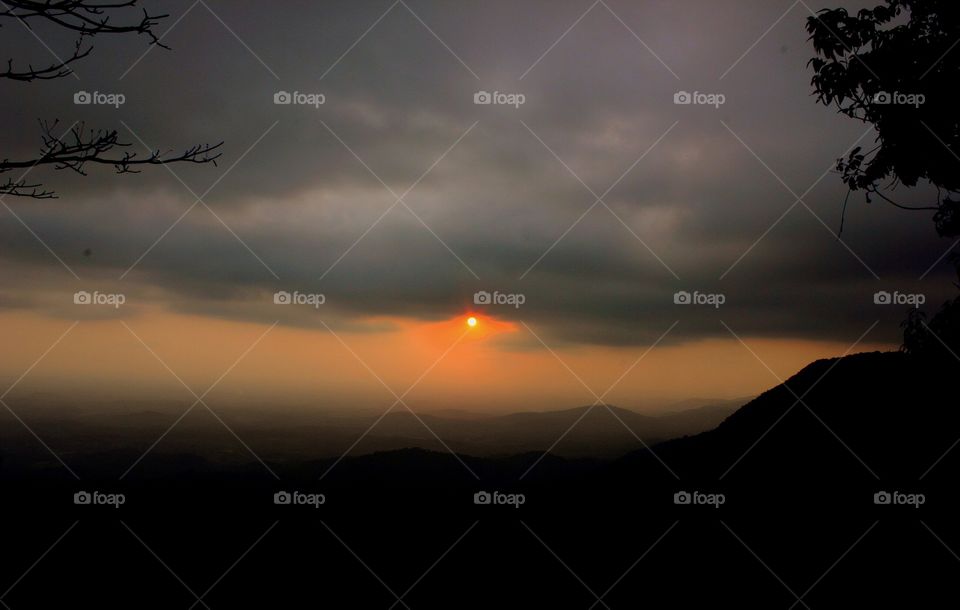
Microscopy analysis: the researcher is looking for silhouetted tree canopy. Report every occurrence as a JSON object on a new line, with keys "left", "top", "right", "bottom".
{"left": 1, "top": 0, "right": 221, "bottom": 198}
{"left": 809, "top": 1, "right": 960, "bottom": 358}
{"left": 807, "top": 0, "right": 960, "bottom": 237}
{"left": 902, "top": 299, "right": 960, "bottom": 360}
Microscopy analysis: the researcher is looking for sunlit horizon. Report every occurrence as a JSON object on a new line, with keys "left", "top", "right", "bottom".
{"left": 0, "top": 307, "right": 894, "bottom": 415}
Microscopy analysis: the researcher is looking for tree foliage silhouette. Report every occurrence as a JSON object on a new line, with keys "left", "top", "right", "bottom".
{"left": 809, "top": 1, "right": 960, "bottom": 357}
{"left": 0, "top": 0, "right": 221, "bottom": 198}
{"left": 901, "top": 300, "right": 960, "bottom": 360}
{"left": 807, "top": 0, "right": 960, "bottom": 237}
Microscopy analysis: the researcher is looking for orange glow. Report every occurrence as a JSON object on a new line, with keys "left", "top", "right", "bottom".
{"left": 451, "top": 313, "right": 517, "bottom": 341}
{"left": 0, "top": 309, "right": 896, "bottom": 414}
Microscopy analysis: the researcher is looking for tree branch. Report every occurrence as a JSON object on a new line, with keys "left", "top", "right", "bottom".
{"left": 0, "top": 120, "right": 223, "bottom": 199}
{"left": 0, "top": 0, "right": 169, "bottom": 81}
{"left": 0, "top": 177, "right": 56, "bottom": 199}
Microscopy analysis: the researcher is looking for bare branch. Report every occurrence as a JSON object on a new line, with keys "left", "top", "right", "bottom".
{"left": 0, "top": 176, "right": 57, "bottom": 199}
{"left": 0, "top": 2, "right": 223, "bottom": 198}
{"left": 0, "top": 120, "right": 223, "bottom": 198}
{"left": 0, "top": 0, "right": 169, "bottom": 81}
{"left": 866, "top": 186, "right": 940, "bottom": 212}
{"left": 0, "top": 39, "right": 92, "bottom": 81}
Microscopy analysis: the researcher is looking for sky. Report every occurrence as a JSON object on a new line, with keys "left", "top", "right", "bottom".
{"left": 0, "top": 0, "right": 954, "bottom": 414}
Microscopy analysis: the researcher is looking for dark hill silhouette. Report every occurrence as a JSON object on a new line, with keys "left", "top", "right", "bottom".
{"left": 611, "top": 351, "right": 959, "bottom": 483}
{"left": 4, "top": 351, "right": 958, "bottom": 608}
{"left": 287, "top": 351, "right": 958, "bottom": 496}
{"left": 5, "top": 351, "right": 956, "bottom": 498}
{"left": 9, "top": 349, "right": 955, "bottom": 514}
{"left": 247, "top": 349, "right": 958, "bottom": 520}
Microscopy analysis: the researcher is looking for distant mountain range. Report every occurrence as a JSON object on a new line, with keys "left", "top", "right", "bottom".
{"left": 0, "top": 396, "right": 743, "bottom": 472}
{"left": 373, "top": 399, "right": 743, "bottom": 458}
{"left": 4, "top": 351, "right": 957, "bottom": 494}
{"left": 284, "top": 350, "right": 959, "bottom": 514}
{"left": 5, "top": 352, "right": 954, "bottom": 610}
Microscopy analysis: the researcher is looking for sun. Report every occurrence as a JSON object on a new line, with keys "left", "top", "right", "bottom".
{"left": 467, "top": 316, "right": 478, "bottom": 328}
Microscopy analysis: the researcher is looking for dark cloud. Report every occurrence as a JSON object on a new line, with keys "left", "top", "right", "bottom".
{"left": 2, "top": 0, "right": 954, "bottom": 348}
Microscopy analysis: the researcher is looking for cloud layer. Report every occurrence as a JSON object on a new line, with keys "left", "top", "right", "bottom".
{"left": 2, "top": 0, "right": 955, "bottom": 349}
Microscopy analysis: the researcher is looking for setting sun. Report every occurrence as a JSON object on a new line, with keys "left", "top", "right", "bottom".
{"left": 467, "top": 316, "right": 478, "bottom": 328}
